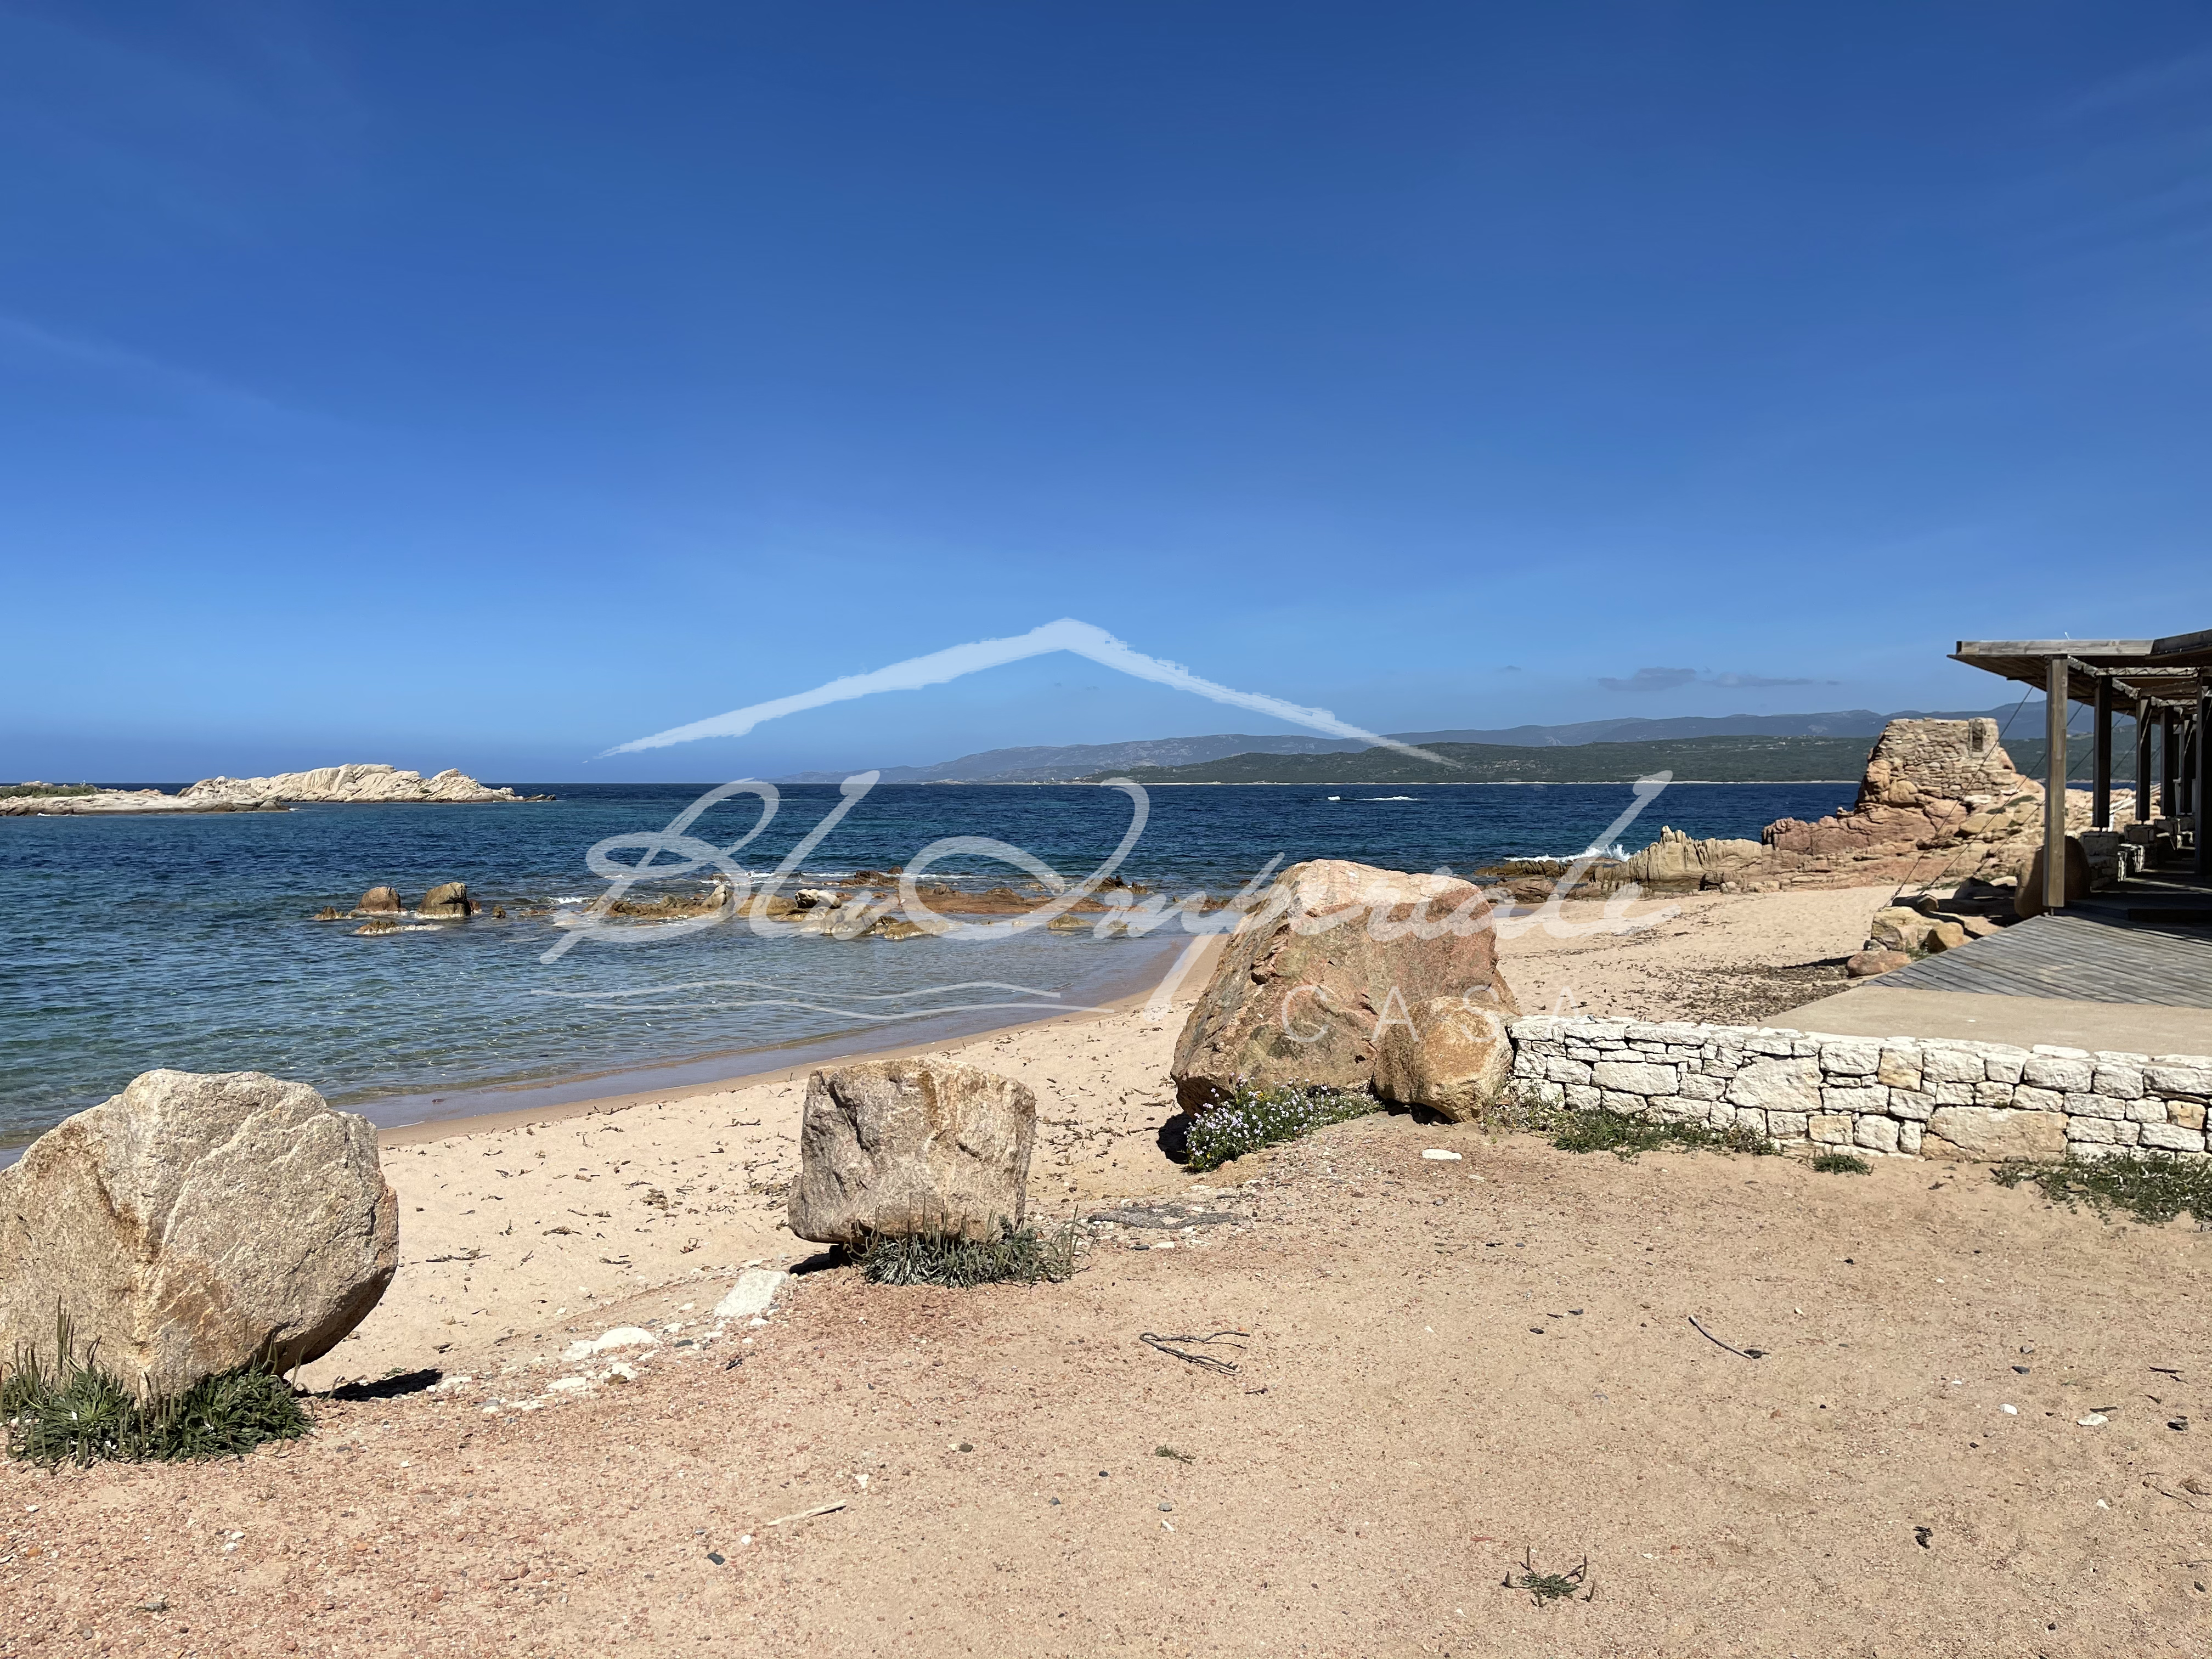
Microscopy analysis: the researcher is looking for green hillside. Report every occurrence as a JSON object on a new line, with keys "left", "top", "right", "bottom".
{"left": 1080, "top": 733, "right": 1880, "bottom": 786}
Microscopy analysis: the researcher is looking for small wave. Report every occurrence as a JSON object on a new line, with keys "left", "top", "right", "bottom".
{"left": 1582, "top": 840, "right": 1629, "bottom": 860}
{"left": 1325, "top": 795, "right": 1341, "bottom": 801}
{"left": 1361, "top": 795, "right": 1420, "bottom": 802}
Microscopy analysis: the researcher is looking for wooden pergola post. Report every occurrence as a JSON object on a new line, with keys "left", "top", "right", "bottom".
{"left": 2199, "top": 692, "right": 2210, "bottom": 881}
{"left": 2135, "top": 697, "right": 2155, "bottom": 827}
{"left": 2165, "top": 714, "right": 2182, "bottom": 820}
{"left": 2092, "top": 673, "right": 2113, "bottom": 829}
{"left": 2045, "top": 655, "right": 2070, "bottom": 912}
{"left": 2186, "top": 707, "right": 2200, "bottom": 829}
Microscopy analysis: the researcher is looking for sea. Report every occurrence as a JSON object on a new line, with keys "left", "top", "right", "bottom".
{"left": 0, "top": 779, "right": 1857, "bottom": 1155}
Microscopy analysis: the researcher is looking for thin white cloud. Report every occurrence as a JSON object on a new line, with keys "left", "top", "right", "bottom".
{"left": 603, "top": 617, "right": 1452, "bottom": 765}
{"left": 0, "top": 313, "right": 285, "bottom": 419}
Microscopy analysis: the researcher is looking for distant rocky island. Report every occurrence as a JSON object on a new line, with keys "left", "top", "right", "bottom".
{"left": 0, "top": 764, "right": 549, "bottom": 816}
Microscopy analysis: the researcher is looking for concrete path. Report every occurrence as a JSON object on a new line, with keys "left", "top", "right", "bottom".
{"left": 1785, "top": 983, "right": 2212, "bottom": 1057}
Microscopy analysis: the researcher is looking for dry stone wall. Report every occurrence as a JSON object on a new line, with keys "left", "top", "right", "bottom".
{"left": 1508, "top": 1016, "right": 2212, "bottom": 1161}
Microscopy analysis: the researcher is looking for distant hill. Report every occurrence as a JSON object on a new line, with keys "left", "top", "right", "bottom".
{"left": 776, "top": 703, "right": 2049, "bottom": 784}
{"left": 1080, "top": 734, "right": 1884, "bottom": 786}
{"left": 1386, "top": 705, "right": 2036, "bottom": 747}
{"left": 773, "top": 733, "right": 1361, "bottom": 784}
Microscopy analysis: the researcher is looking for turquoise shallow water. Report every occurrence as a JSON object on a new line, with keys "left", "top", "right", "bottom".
{"left": 0, "top": 779, "right": 1856, "bottom": 1148}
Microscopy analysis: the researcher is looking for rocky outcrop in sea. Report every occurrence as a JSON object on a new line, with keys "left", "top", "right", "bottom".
{"left": 0, "top": 763, "right": 547, "bottom": 815}
{"left": 1588, "top": 717, "right": 2114, "bottom": 894}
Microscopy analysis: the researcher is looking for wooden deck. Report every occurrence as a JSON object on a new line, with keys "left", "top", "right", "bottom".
{"left": 1880, "top": 912, "right": 2212, "bottom": 1010}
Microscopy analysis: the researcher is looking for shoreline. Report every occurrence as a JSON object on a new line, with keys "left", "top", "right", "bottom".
{"left": 373, "top": 932, "right": 1223, "bottom": 1152}
{"left": 0, "top": 934, "right": 1225, "bottom": 1169}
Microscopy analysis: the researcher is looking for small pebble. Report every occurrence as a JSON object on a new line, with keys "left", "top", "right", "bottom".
{"left": 1420, "top": 1149, "right": 1463, "bottom": 1162}
{"left": 2077, "top": 1414, "right": 2109, "bottom": 1427}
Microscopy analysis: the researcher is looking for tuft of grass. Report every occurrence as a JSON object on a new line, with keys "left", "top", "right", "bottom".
{"left": 1812, "top": 1151, "right": 1872, "bottom": 1175}
{"left": 1993, "top": 1153, "right": 2212, "bottom": 1228}
{"left": 1542, "top": 1105, "right": 1778, "bottom": 1162}
{"left": 1183, "top": 1081, "right": 1379, "bottom": 1173}
{"left": 1504, "top": 1548, "right": 1591, "bottom": 1605}
{"left": 3, "top": 1314, "right": 309, "bottom": 1469}
{"left": 852, "top": 1221, "right": 1077, "bottom": 1288}
{"left": 1154, "top": 1444, "right": 1194, "bottom": 1463}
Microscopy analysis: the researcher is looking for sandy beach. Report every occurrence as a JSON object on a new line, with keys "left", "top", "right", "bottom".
{"left": 20, "top": 882, "right": 2205, "bottom": 1657}
{"left": 297, "top": 887, "right": 1892, "bottom": 1393}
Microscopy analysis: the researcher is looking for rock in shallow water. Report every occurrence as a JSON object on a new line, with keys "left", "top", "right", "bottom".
{"left": 0, "top": 1069, "right": 398, "bottom": 1400}
{"left": 416, "top": 881, "right": 479, "bottom": 918}
{"left": 786, "top": 1058, "right": 1036, "bottom": 1245}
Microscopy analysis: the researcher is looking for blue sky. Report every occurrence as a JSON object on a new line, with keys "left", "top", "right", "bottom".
{"left": 3, "top": 3, "right": 2208, "bottom": 781}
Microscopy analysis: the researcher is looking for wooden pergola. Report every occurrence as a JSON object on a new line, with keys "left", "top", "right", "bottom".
{"left": 1953, "top": 630, "right": 2211, "bottom": 910}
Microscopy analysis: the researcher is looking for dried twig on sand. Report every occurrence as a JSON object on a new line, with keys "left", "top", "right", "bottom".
{"left": 765, "top": 1499, "right": 848, "bottom": 1527}
{"left": 1139, "top": 1330, "right": 1249, "bottom": 1373}
{"left": 1688, "top": 1315, "right": 1766, "bottom": 1359}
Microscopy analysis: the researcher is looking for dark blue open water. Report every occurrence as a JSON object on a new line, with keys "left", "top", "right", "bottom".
{"left": 0, "top": 780, "right": 1854, "bottom": 1149}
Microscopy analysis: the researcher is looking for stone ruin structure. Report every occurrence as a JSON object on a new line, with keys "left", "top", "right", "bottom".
{"left": 1595, "top": 718, "right": 2122, "bottom": 894}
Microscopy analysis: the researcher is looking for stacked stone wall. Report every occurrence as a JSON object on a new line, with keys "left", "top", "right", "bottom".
{"left": 1507, "top": 1016, "right": 2212, "bottom": 1161}
{"left": 1857, "top": 716, "right": 2023, "bottom": 807}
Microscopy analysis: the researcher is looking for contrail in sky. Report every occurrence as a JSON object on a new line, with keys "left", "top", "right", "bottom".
{"left": 602, "top": 617, "right": 1450, "bottom": 764}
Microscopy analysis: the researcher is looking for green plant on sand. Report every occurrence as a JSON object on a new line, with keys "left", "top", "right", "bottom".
{"left": 1543, "top": 1106, "right": 1778, "bottom": 1161}
{"left": 1504, "top": 1548, "right": 1592, "bottom": 1604}
{"left": 851, "top": 1220, "right": 1077, "bottom": 1288}
{"left": 3, "top": 1313, "right": 310, "bottom": 1469}
{"left": 1183, "top": 1081, "right": 1379, "bottom": 1173}
{"left": 1993, "top": 1152, "right": 2212, "bottom": 1228}
{"left": 1483, "top": 1082, "right": 1776, "bottom": 1160}
{"left": 1812, "top": 1151, "right": 1872, "bottom": 1175}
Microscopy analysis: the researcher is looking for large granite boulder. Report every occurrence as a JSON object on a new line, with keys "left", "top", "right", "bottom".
{"left": 355, "top": 885, "right": 405, "bottom": 915}
{"left": 786, "top": 1058, "right": 1037, "bottom": 1245}
{"left": 1601, "top": 827, "right": 1767, "bottom": 891}
{"left": 417, "top": 882, "right": 478, "bottom": 918}
{"left": 1171, "top": 860, "right": 1517, "bottom": 1113}
{"left": 0, "top": 1070, "right": 399, "bottom": 1400}
{"left": 1370, "top": 995, "right": 1515, "bottom": 1121}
